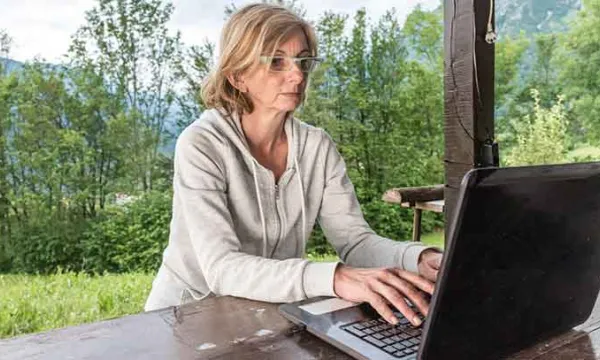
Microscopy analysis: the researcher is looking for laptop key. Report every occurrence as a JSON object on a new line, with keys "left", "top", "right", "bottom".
{"left": 399, "top": 333, "right": 410, "bottom": 340}
{"left": 390, "top": 335, "right": 401, "bottom": 342}
{"left": 364, "top": 336, "right": 386, "bottom": 348}
{"left": 363, "top": 328, "right": 374, "bottom": 335}
{"left": 373, "top": 333, "right": 384, "bottom": 340}
{"left": 393, "top": 351, "right": 406, "bottom": 357}
{"left": 404, "top": 328, "right": 419, "bottom": 337}
{"left": 383, "top": 338, "right": 395, "bottom": 345}
{"left": 398, "top": 317, "right": 410, "bottom": 325}
{"left": 345, "top": 326, "right": 367, "bottom": 338}
{"left": 392, "top": 343, "right": 407, "bottom": 350}
{"left": 408, "top": 338, "right": 420, "bottom": 345}
{"left": 404, "top": 348, "right": 416, "bottom": 354}
{"left": 383, "top": 345, "right": 397, "bottom": 354}
{"left": 354, "top": 323, "right": 366, "bottom": 330}
{"left": 401, "top": 340, "right": 413, "bottom": 348}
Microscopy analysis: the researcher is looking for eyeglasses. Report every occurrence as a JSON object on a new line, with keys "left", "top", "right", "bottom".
{"left": 259, "top": 55, "right": 323, "bottom": 73}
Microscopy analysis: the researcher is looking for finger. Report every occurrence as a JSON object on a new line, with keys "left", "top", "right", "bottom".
{"left": 380, "top": 273, "right": 430, "bottom": 320}
{"left": 429, "top": 254, "right": 442, "bottom": 269}
{"left": 367, "top": 291, "right": 399, "bottom": 326}
{"left": 372, "top": 278, "right": 422, "bottom": 326}
{"left": 393, "top": 269, "right": 435, "bottom": 295}
{"left": 420, "top": 265, "right": 438, "bottom": 283}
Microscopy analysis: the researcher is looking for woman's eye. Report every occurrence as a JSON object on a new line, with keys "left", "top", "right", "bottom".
{"left": 299, "top": 59, "right": 311, "bottom": 72}
{"left": 270, "top": 57, "right": 286, "bottom": 71}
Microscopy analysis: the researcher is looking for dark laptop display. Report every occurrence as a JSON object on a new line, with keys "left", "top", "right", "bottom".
{"left": 421, "top": 163, "right": 600, "bottom": 359}
{"left": 280, "top": 162, "right": 600, "bottom": 360}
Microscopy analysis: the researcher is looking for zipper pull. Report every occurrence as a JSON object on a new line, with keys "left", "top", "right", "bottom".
{"left": 275, "top": 185, "right": 280, "bottom": 200}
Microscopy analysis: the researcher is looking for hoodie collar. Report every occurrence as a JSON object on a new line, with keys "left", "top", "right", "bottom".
{"left": 213, "top": 109, "right": 299, "bottom": 174}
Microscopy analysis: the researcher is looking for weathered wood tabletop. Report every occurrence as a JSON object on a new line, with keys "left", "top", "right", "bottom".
{"left": 2, "top": 293, "right": 600, "bottom": 360}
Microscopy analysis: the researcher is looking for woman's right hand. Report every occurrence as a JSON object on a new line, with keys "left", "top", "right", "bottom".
{"left": 333, "top": 264, "right": 435, "bottom": 327}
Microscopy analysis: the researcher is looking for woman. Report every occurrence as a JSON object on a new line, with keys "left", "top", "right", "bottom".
{"left": 145, "top": 3, "right": 442, "bottom": 327}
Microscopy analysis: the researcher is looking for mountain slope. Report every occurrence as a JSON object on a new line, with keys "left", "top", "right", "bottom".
{"left": 496, "top": 0, "right": 582, "bottom": 36}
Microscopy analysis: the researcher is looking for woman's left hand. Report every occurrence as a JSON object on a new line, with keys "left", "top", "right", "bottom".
{"left": 418, "top": 249, "right": 443, "bottom": 283}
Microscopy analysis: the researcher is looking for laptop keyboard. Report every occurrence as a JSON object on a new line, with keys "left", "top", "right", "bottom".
{"left": 341, "top": 312, "right": 422, "bottom": 358}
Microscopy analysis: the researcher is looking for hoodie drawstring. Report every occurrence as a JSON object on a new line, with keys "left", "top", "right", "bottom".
{"left": 251, "top": 160, "right": 268, "bottom": 257}
{"left": 294, "top": 156, "right": 307, "bottom": 248}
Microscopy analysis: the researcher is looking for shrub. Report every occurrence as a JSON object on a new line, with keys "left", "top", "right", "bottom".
{"left": 81, "top": 190, "right": 172, "bottom": 274}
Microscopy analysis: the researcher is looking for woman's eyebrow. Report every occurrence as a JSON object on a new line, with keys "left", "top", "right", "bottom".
{"left": 275, "top": 49, "right": 311, "bottom": 56}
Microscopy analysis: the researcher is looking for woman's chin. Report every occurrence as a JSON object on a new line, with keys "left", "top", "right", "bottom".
{"left": 276, "top": 100, "right": 301, "bottom": 111}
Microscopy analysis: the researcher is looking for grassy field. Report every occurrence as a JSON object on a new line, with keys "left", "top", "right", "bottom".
{"left": 0, "top": 272, "right": 154, "bottom": 339}
{"left": 0, "top": 232, "right": 444, "bottom": 340}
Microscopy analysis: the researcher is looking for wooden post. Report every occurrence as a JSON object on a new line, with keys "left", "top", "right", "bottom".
{"left": 412, "top": 207, "right": 423, "bottom": 242}
{"left": 444, "top": 0, "right": 495, "bottom": 241}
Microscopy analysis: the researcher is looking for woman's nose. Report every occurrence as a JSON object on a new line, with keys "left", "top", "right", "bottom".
{"left": 286, "top": 63, "right": 305, "bottom": 83}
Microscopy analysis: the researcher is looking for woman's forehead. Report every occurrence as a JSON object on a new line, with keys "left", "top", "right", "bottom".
{"left": 270, "top": 30, "right": 309, "bottom": 55}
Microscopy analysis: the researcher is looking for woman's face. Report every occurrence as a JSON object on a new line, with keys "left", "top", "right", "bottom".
{"left": 239, "top": 27, "right": 309, "bottom": 115}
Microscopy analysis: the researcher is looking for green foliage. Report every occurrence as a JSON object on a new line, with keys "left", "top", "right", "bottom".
{"left": 5, "top": 219, "right": 88, "bottom": 274}
{"left": 504, "top": 89, "right": 569, "bottom": 166}
{"left": 69, "top": 0, "right": 187, "bottom": 192}
{"left": 300, "top": 7, "right": 445, "bottom": 247}
{"left": 3, "top": 1, "right": 598, "bottom": 276}
{"left": 0, "top": 272, "right": 153, "bottom": 339}
{"left": 82, "top": 191, "right": 172, "bottom": 273}
{"left": 559, "top": 0, "right": 600, "bottom": 142}
{"left": 567, "top": 145, "right": 600, "bottom": 162}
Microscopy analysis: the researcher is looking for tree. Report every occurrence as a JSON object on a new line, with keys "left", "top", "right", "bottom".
{"left": 69, "top": 0, "right": 186, "bottom": 192}
{"left": 504, "top": 89, "right": 568, "bottom": 166}
{"left": 559, "top": 0, "right": 600, "bottom": 142}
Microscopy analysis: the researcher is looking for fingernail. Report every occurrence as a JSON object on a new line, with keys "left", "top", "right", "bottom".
{"left": 390, "top": 316, "right": 399, "bottom": 325}
{"left": 412, "top": 316, "right": 422, "bottom": 327}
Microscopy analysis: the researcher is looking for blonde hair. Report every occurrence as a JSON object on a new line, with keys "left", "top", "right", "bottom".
{"left": 201, "top": 3, "right": 318, "bottom": 116}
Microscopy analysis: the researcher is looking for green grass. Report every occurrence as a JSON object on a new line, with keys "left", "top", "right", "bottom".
{"left": 0, "top": 272, "right": 153, "bottom": 339}
{"left": 422, "top": 231, "right": 445, "bottom": 249}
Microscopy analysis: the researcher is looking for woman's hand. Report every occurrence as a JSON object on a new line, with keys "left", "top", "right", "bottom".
{"left": 333, "top": 265, "right": 434, "bottom": 327}
{"left": 418, "top": 249, "right": 443, "bottom": 283}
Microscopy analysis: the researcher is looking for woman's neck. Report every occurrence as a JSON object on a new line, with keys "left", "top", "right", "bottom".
{"left": 241, "top": 109, "right": 288, "bottom": 154}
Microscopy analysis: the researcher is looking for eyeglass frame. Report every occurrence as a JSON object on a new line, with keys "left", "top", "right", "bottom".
{"left": 259, "top": 55, "right": 324, "bottom": 73}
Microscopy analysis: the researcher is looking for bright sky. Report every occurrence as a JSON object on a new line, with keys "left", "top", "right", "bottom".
{"left": 0, "top": 0, "right": 438, "bottom": 63}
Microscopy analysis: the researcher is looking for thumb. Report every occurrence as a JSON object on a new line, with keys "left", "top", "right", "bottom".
{"left": 432, "top": 255, "right": 442, "bottom": 269}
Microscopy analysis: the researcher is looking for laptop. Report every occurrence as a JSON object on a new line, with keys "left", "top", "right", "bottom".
{"left": 279, "top": 162, "right": 600, "bottom": 359}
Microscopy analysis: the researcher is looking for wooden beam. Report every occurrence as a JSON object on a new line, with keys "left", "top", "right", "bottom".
{"left": 382, "top": 184, "right": 444, "bottom": 204}
{"left": 444, "top": 0, "right": 495, "bottom": 241}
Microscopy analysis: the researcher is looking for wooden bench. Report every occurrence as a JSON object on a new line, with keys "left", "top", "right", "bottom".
{"left": 382, "top": 185, "right": 445, "bottom": 242}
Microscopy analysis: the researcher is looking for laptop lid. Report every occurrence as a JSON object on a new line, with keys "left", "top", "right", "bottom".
{"left": 419, "top": 162, "right": 600, "bottom": 359}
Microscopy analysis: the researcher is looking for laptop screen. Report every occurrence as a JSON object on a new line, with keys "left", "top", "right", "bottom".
{"left": 421, "top": 163, "right": 600, "bottom": 360}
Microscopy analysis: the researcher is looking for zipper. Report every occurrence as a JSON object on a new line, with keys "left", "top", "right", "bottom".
{"left": 269, "top": 174, "right": 289, "bottom": 258}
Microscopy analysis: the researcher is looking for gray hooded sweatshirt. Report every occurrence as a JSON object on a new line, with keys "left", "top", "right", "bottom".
{"left": 144, "top": 109, "right": 434, "bottom": 311}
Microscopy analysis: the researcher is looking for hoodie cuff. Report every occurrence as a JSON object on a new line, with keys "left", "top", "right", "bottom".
{"left": 302, "top": 261, "right": 340, "bottom": 298}
{"left": 401, "top": 244, "right": 441, "bottom": 274}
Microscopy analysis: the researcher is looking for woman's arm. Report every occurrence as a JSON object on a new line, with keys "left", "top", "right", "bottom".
{"left": 317, "top": 131, "right": 440, "bottom": 273}
{"left": 173, "top": 128, "right": 338, "bottom": 303}
{"left": 317, "top": 131, "right": 442, "bottom": 326}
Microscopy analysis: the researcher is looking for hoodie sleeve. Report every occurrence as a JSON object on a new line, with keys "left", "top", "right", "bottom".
{"left": 173, "top": 127, "right": 336, "bottom": 302}
{"left": 317, "top": 131, "right": 440, "bottom": 273}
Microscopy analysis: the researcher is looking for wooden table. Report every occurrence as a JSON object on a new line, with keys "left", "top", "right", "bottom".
{"left": 2, "top": 294, "right": 600, "bottom": 360}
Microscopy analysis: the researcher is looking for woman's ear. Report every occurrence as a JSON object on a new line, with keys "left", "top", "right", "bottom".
{"left": 227, "top": 73, "right": 247, "bottom": 93}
